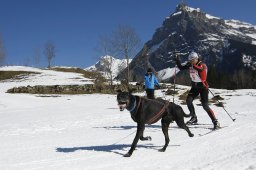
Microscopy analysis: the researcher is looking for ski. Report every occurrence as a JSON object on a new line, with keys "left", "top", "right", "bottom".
{"left": 199, "top": 126, "right": 227, "bottom": 136}
{"left": 187, "top": 123, "right": 213, "bottom": 126}
{"left": 187, "top": 123, "right": 213, "bottom": 130}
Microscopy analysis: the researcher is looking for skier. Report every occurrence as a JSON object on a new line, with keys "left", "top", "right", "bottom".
{"left": 144, "top": 68, "right": 160, "bottom": 99}
{"left": 175, "top": 52, "right": 220, "bottom": 129}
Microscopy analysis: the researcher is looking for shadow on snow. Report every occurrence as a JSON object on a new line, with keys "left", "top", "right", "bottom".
{"left": 56, "top": 143, "right": 181, "bottom": 156}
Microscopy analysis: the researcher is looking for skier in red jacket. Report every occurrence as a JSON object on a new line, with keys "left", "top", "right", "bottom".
{"left": 175, "top": 52, "right": 220, "bottom": 129}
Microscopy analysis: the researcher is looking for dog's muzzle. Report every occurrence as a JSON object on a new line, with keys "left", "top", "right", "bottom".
{"left": 118, "top": 102, "right": 127, "bottom": 111}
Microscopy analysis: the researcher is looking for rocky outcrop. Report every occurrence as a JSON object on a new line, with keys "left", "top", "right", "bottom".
{"left": 7, "top": 85, "right": 95, "bottom": 94}
{"left": 6, "top": 84, "right": 144, "bottom": 94}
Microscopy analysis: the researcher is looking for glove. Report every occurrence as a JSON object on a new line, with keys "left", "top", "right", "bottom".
{"left": 202, "top": 81, "right": 209, "bottom": 90}
{"left": 156, "top": 85, "right": 161, "bottom": 89}
{"left": 174, "top": 55, "right": 180, "bottom": 62}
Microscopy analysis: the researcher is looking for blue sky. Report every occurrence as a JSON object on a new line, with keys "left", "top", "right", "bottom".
{"left": 1, "top": 0, "right": 256, "bottom": 68}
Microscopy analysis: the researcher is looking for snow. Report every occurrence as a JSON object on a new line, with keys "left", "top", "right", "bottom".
{"left": 225, "top": 19, "right": 256, "bottom": 29}
{"left": 200, "top": 33, "right": 223, "bottom": 42}
{"left": 224, "top": 20, "right": 256, "bottom": 44}
{"left": 206, "top": 14, "right": 220, "bottom": 20}
{"left": 157, "top": 67, "right": 179, "bottom": 81}
{"left": 1, "top": 66, "right": 256, "bottom": 170}
{"left": 0, "top": 66, "right": 94, "bottom": 93}
{"left": 184, "top": 6, "right": 200, "bottom": 13}
{"left": 168, "top": 31, "right": 177, "bottom": 37}
{"left": 172, "top": 11, "right": 182, "bottom": 16}
{"left": 246, "top": 33, "right": 256, "bottom": 39}
{"left": 222, "top": 28, "right": 245, "bottom": 38}
{"left": 223, "top": 29, "right": 256, "bottom": 45}
{"left": 85, "top": 56, "right": 130, "bottom": 79}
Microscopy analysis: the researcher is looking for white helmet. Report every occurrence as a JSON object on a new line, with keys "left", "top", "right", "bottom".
{"left": 188, "top": 52, "right": 199, "bottom": 61}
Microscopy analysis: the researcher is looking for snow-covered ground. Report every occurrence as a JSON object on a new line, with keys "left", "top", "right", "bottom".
{"left": 1, "top": 66, "right": 256, "bottom": 170}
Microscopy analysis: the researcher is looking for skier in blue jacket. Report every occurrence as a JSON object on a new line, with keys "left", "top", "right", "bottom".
{"left": 144, "top": 68, "right": 160, "bottom": 99}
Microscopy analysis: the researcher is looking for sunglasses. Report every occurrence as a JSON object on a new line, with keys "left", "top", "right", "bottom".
{"left": 189, "top": 58, "right": 197, "bottom": 62}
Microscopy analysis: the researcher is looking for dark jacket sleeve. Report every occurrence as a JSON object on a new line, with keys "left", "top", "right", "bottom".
{"left": 176, "top": 59, "right": 190, "bottom": 70}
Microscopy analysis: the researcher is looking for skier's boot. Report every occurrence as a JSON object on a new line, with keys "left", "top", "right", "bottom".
{"left": 186, "top": 116, "right": 198, "bottom": 125}
{"left": 213, "top": 120, "right": 221, "bottom": 130}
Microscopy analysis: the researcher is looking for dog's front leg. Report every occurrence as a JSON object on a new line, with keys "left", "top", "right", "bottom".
{"left": 140, "top": 126, "right": 152, "bottom": 141}
{"left": 124, "top": 123, "right": 145, "bottom": 157}
{"left": 140, "top": 135, "right": 152, "bottom": 141}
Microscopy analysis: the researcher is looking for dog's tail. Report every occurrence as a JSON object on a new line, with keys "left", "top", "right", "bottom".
{"left": 174, "top": 105, "right": 191, "bottom": 118}
{"left": 180, "top": 107, "right": 191, "bottom": 118}
{"left": 183, "top": 111, "right": 191, "bottom": 118}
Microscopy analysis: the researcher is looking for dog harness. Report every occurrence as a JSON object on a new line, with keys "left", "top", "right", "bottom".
{"left": 128, "top": 96, "right": 170, "bottom": 124}
{"left": 146, "top": 101, "right": 170, "bottom": 124}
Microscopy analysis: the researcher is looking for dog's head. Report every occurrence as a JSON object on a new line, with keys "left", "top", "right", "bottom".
{"left": 116, "top": 90, "right": 131, "bottom": 111}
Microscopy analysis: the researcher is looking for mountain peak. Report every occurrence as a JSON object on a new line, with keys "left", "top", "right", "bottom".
{"left": 85, "top": 56, "right": 131, "bottom": 79}
{"left": 175, "top": 3, "right": 201, "bottom": 13}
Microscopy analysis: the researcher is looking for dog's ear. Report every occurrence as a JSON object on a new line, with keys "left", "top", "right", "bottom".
{"left": 116, "top": 89, "right": 122, "bottom": 93}
{"left": 128, "top": 88, "right": 136, "bottom": 94}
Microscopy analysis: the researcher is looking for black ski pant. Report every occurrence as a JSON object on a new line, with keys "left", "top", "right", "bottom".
{"left": 146, "top": 89, "right": 155, "bottom": 99}
{"left": 186, "top": 82, "right": 217, "bottom": 122}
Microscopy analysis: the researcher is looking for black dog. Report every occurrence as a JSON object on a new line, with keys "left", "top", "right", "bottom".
{"left": 117, "top": 90, "right": 194, "bottom": 157}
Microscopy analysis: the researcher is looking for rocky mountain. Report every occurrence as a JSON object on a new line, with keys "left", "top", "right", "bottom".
{"left": 122, "top": 3, "right": 256, "bottom": 86}
{"left": 85, "top": 55, "right": 131, "bottom": 79}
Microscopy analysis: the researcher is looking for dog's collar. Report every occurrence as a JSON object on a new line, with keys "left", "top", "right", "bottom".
{"left": 126, "top": 96, "right": 136, "bottom": 112}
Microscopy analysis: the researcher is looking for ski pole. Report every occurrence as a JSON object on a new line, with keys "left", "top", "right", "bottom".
{"left": 161, "top": 90, "right": 167, "bottom": 100}
{"left": 208, "top": 88, "right": 236, "bottom": 122}
{"left": 173, "top": 66, "right": 177, "bottom": 103}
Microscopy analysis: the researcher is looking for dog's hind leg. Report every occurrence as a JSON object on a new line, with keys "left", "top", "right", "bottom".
{"left": 159, "top": 118, "right": 171, "bottom": 152}
{"left": 175, "top": 119, "right": 194, "bottom": 137}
